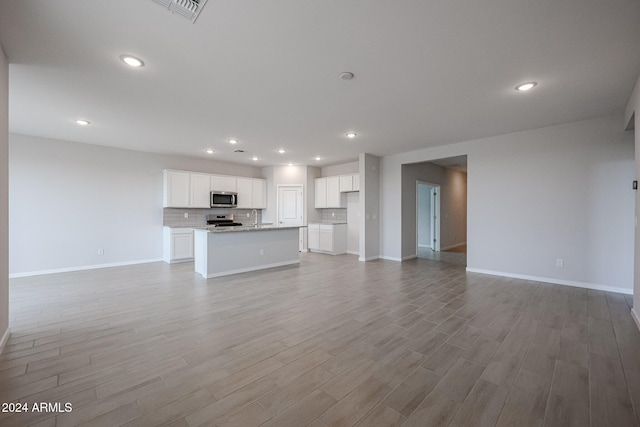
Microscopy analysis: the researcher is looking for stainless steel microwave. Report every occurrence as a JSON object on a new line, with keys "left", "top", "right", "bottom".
{"left": 210, "top": 191, "right": 238, "bottom": 208}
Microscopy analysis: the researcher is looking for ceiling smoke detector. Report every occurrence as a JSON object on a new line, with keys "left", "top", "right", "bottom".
{"left": 152, "top": 0, "right": 208, "bottom": 23}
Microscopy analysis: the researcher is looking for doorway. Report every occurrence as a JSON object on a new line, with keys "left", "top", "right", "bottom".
{"left": 416, "top": 182, "right": 440, "bottom": 257}
{"left": 277, "top": 185, "right": 303, "bottom": 227}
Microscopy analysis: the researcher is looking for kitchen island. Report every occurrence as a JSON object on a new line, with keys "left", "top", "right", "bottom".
{"left": 193, "top": 225, "right": 300, "bottom": 278}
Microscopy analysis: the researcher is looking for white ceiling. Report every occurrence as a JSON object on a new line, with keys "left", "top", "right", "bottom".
{"left": 1, "top": 0, "right": 639, "bottom": 167}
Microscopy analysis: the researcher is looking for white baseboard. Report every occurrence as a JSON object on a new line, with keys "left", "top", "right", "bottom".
{"left": 0, "top": 327, "right": 10, "bottom": 354}
{"left": 204, "top": 260, "right": 299, "bottom": 278}
{"left": 9, "top": 258, "right": 164, "bottom": 279}
{"left": 466, "top": 267, "right": 633, "bottom": 295}
{"left": 632, "top": 308, "right": 640, "bottom": 332}
{"left": 379, "top": 256, "right": 401, "bottom": 261}
{"left": 359, "top": 255, "right": 380, "bottom": 262}
{"left": 441, "top": 242, "right": 467, "bottom": 251}
{"left": 347, "top": 251, "right": 360, "bottom": 255}
{"left": 403, "top": 254, "right": 417, "bottom": 261}
{"left": 417, "top": 244, "right": 430, "bottom": 248}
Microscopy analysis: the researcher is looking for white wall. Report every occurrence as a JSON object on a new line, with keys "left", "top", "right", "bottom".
{"left": 360, "top": 153, "right": 380, "bottom": 261}
{"left": 382, "top": 114, "right": 635, "bottom": 293}
{"left": 346, "top": 192, "right": 360, "bottom": 254}
{"left": 322, "top": 161, "right": 358, "bottom": 177}
{"left": 417, "top": 184, "right": 432, "bottom": 248}
{"left": 0, "top": 45, "right": 9, "bottom": 349}
{"left": 9, "top": 133, "right": 262, "bottom": 276}
{"left": 626, "top": 72, "right": 640, "bottom": 325}
{"left": 262, "top": 165, "right": 321, "bottom": 226}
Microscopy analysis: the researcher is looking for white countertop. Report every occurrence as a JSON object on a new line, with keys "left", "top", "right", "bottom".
{"left": 193, "top": 225, "right": 300, "bottom": 233}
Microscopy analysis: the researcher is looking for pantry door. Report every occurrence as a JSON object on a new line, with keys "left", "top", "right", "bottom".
{"left": 278, "top": 185, "right": 304, "bottom": 227}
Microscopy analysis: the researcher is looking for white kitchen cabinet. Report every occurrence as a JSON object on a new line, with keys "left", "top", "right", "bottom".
{"left": 326, "top": 177, "right": 342, "bottom": 207}
{"left": 190, "top": 173, "right": 212, "bottom": 208}
{"left": 315, "top": 177, "right": 345, "bottom": 208}
{"left": 339, "top": 174, "right": 360, "bottom": 192}
{"left": 252, "top": 179, "right": 267, "bottom": 209}
{"left": 211, "top": 175, "right": 237, "bottom": 192}
{"left": 163, "top": 170, "right": 190, "bottom": 208}
{"left": 236, "top": 178, "right": 253, "bottom": 208}
{"left": 307, "top": 223, "right": 347, "bottom": 255}
{"left": 236, "top": 178, "right": 267, "bottom": 209}
{"left": 308, "top": 224, "right": 319, "bottom": 250}
{"left": 163, "top": 227, "right": 194, "bottom": 263}
{"left": 339, "top": 175, "right": 353, "bottom": 192}
{"left": 315, "top": 179, "right": 327, "bottom": 208}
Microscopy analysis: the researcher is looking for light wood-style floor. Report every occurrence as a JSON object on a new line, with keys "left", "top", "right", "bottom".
{"left": 2, "top": 253, "right": 640, "bottom": 426}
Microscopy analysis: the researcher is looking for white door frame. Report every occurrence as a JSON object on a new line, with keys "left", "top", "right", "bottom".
{"left": 416, "top": 181, "right": 441, "bottom": 254}
{"left": 276, "top": 184, "right": 304, "bottom": 227}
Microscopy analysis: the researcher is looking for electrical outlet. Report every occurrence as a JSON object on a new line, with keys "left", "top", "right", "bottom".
{"left": 98, "top": 249, "right": 104, "bottom": 256}
{"left": 331, "top": 212, "right": 335, "bottom": 218}
{"left": 247, "top": 212, "right": 250, "bottom": 218}
{"left": 183, "top": 212, "right": 188, "bottom": 219}
{"left": 556, "top": 258, "right": 564, "bottom": 267}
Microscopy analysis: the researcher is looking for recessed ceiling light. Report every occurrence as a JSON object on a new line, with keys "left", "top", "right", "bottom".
{"left": 278, "top": 149, "right": 286, "bottom": 154}
{"left": 315, "top": 156, "right": 322, "bottom": 161}
{"left": 229, "top": 139, "right": 238, "bottom": 144}
{"left": 119, "top": 55, "right": 144, "bottom": 68}
{"left": 206, "top": 149, "right": 214, "bottom": 154}
{"left": 340, "top": 72, "right": 355, "bottom": 80}
{"left": 346, "top": 132, "right": 357, "bottom": 138}
{"left": 288, "top": 163, "right": 293, "bottom": 167}
{"left": 252, "top": 156, "right": 259, "bottom": 161}
{"left": 515, "top": 82, "right": 537, "bottom": 91}
{"left": 75, "top": 119, "right": 90, "bottom": 126}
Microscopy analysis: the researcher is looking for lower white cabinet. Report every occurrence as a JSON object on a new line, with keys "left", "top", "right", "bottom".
{"left": 163, "top": 227, "right": 194, "bottom": 263}
{"left": 307, "top": 223, "right": 347, "bottom": 255}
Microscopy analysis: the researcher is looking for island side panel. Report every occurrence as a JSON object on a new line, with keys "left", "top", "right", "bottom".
{"left": 205, "top": 228, "right": 299, "bottom": 278}
{"left": 193, "top": 228, "right": 208, "bottom": 278}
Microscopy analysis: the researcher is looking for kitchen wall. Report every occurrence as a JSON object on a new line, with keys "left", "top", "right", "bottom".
{"left": 162, "top": 208, "right": 262, "bottom": 227}
{"left": 8, "top": 133, "right": 262, "bottom": 276}
{"left": 322, "top": 161, "right": 358, "bottom": 176}
{"left": 381, "top": 113, "right": 635, "bottom": 293}
{"left": 401, "top": 162, "right": 467, "bottom": 257}
{"left": 0, "top": 44, "right": 9, "bottom": 350}
{"left": 261, "top": 165, "right": 321, "bottom": 226}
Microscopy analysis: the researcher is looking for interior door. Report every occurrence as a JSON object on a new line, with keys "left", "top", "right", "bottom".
{"left": 278, "top": 185, "right": 304, "bottom": 227}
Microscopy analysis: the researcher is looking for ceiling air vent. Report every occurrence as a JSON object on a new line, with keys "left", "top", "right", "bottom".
{"left": 152, "top": 0, "right": 208, "bottom": 23}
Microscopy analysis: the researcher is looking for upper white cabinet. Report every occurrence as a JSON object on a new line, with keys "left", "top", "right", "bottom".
{"left": 252, "top": 179, "right": 267, "bottom": 209}
{"left": 236, "top": 178, "right": 267, "bottom": 209}
{"left": 339, "top": 174, "right": 360, "bottom": 193}
{"left": 326, "top": 177, "right": 342, "bottom": 207}
{"left": 315, "top": 177, "right": 345, "bottom": 208}
{"left": 163, "top": 170, "right": 190, "bottom": 208}
{"left": 163, "top": 169, "right": 266, "bottom": 209}
{"left": 315, "top": 179, "right": 328, "bottom": 208}
{"left": 211, "top": 175, "right": 237, "bottom": 192}
{"left": 190, "top": 173, "right": 212, "bottom": 208}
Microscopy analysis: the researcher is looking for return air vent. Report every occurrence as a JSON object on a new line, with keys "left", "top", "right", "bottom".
{"left": 152, "top": 0, "right": 208, "bottom": 23}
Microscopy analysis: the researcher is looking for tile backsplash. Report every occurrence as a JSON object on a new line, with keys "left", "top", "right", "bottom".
{"left": 320, "top": 209, "right": 347, "bottom": 223}
{"left": 163, "top": 208, "right": 262, "bottom": 227}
